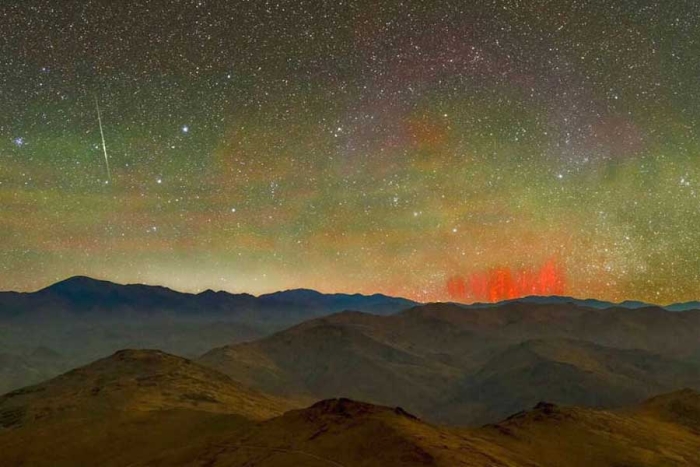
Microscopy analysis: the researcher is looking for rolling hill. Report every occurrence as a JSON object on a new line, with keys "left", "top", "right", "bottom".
{"left": 0, "top": 349, "right": 294, "bottom": 427}
{"left": 435, "top": 337, "right": 700, "bottom": 424}
{"left": 470, "top": 389, "right": 700, "bottom": 467}
{"left": 0, "top": 349, "right": 298, "bottom": 467}
{"left": 1, "top": 350, "right": 699, "bottom": 466}
{"left": 200, "top": 303, "right": 700, "bottom": 425}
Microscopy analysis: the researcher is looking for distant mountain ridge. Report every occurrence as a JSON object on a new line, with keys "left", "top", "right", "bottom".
{"left": 0, "top": 276, "right": 418, "bottom": 328}
{"left": 4, "top": 276, "right": 700, "bottom": 316}
{"left": 463, "top": 294, "right": 698, "bottom": 311}
{"left": 1, "top": 276, "right": 418, "bottom": 321}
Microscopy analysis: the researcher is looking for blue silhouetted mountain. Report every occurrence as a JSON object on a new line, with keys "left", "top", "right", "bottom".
{"left": 1, "top": 276, "right": 417, "bottom": 322}
{"left": 258, "top": 288, "right": 417, "bottom": 316}
{"left": 461, "top": 295, "right": 676, "bottom": 311}
{"left": 666, "top": 301, "right": 700, "bottom": 312}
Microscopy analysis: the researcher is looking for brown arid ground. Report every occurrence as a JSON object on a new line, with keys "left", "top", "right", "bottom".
{"left": 1, "top": 349, "right": 700, "bottom": 466}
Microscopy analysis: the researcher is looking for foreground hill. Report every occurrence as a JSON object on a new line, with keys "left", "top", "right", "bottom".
{"left": 0, "top": 349, "right": 298, "bottom": 466}
{"left": 200, "top": 303, "right": 700, "bottom": 425}
{"left": 217, "top": 391, "right": 700, "bottom": 467}
{"left": 149, "top": 398, "right": 501, "bottom": 467}
{"left": 1, "top": 353, "right": 699, "bottom": 467}
{"left": 470, "top": 389, "right": 700, "bottom": 467}
{"left": 0, "top": 349, "right": 294, "bottom": 428}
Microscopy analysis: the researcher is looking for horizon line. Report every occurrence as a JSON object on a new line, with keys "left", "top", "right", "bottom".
{"left": 1, "top": 274, "right": 695, "bottom": 309}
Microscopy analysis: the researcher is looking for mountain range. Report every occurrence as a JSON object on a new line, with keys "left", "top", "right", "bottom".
{"left": 0, "top": 276, "right": 416, "bottom": 393}
{"left": 0, "top": 276, "right": 417, "bottom": 323}
{"left": 200, "top": 302, "right": 700, "bottom": 425}
{"left": 3, "top": 277, "right": 700, "bottom": 464}
{"left": 4, "top": 277, "right": 700, "bottom": 415}
{"left": 465, "top": 294, "right": 700, "bottom": 312}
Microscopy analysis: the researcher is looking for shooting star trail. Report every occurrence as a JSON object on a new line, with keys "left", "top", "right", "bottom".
{"left": 95, "top": 96, "right": 112, "bottom": 183}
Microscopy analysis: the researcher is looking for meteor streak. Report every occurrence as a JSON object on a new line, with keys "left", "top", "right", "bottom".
{"left": 95, "top": 96, "right": 112, "bottom": 183}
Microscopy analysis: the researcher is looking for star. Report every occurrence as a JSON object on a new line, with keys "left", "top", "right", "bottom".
{"left": 1, "top": 0, "right": 698, "bottom": 304}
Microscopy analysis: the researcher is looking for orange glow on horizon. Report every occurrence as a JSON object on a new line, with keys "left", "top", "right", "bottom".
{"left": 447, "top": 258, "right": 566, "bottom": 303}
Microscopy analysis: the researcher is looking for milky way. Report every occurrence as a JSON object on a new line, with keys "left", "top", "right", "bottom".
{"left": 1, "top": 1, "right": 700, "bottom": 303}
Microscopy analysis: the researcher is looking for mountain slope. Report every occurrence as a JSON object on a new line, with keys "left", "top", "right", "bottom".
{"left": 473, "top": 390, "right": 700, "bottom": 467}
{"left": 437, "top": 338, "right": 700, "bottom": 424}
{"left": 632, "top": 388, "right": 700, "bottom": 432}
{"left": 224, "top": 392, "right": 700, "bottom": 467}
{"left": 0, "top": 349, "right": 293, "bottom": 428}
{"left": 0, "top": 277, "right": 419, "bottom": 394}
{"left": 199, "top": 312, "right": 465, "bottom": 416}
{"left": 402, "top": 302, "right": 700, "bottom": 356}
{"left": 40, "top": 391, "right": 700, "bottom": 467}
{"left": 200, "top": 303, "right": 700, "bottom": 425}
{"left": 157, "top": 398, "right": 520, "bottom": 467}
{"left": 0, "top": 350, "right": 68, "bottom": 396}
{"left": 0, "top": 349, "right": 299, "bottom": 467}
{"left": 2, "top": 351, "right": 700, "bottom": 467}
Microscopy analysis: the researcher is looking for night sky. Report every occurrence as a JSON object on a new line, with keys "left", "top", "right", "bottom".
{"left": 2, "top": 0, "right": 700, "bottom": 303}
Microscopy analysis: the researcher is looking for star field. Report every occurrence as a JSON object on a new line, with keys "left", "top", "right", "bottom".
{"left": 1, "top": 0, "right": 700, "bottom": 303}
